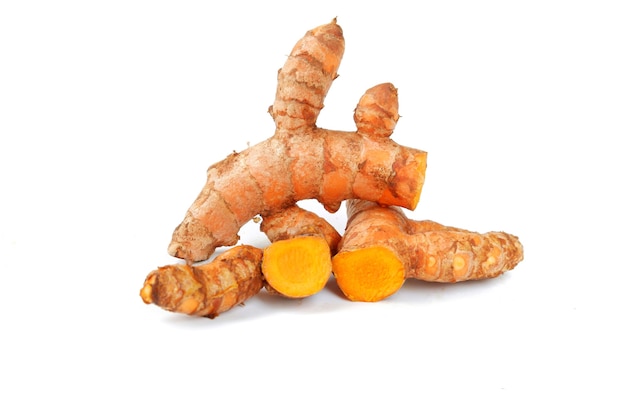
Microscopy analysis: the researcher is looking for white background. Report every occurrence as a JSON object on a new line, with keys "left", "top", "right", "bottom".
{"left": 2, "top": 1, "right": 625, "bottom": 415}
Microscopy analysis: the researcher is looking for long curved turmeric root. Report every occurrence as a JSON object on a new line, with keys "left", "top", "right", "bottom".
{"left": 332, "top": 200, "right": 524, "bottom": 302}
{"left": 140, "top": 245, "right": 264, "bottom": 318}
{"left": 168, "top": 19, "right": 427, "bottom": 263}
{"left": 260, "top": 205, "right": 341, "bottom": 298}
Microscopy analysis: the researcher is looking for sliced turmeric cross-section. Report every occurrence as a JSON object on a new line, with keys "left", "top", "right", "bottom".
{"left": 262, "top": 235, "right": 332, "bottom": 298}
{"left": 332, "top": 246, "right": 405, "bottom": 302}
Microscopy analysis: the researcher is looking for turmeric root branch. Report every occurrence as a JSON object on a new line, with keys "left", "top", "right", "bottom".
{"left": 260, "top": 205, "right": 341, "bottom": 252}
{"left": 332, "top": 200, "right": 524, "bottom": 302}
{"left": 409, "top": 229, "right": 523, "bottom": 282}
{"left": 140, "top": 245, "right": 264, "bottom": 318}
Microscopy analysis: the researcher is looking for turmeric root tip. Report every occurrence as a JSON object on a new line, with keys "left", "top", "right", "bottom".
{"left": 140, "top": 245, "right": 264, "bottom": 318}
{"left": 262, "top": 236, "right": 332, "bottom": 298}
{"left": 332, "top": 246, "right": 406, "bottom": 302}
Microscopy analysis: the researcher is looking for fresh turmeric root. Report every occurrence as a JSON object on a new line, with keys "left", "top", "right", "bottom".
{"left": 332, "top": 200, "right": 524, "bottom": 302}
{"left": 141, "top": 19, "right": 524, "bottom": 319}
{"left": 168, "top": 19, "right": 427, "bottom": 263}
{"left": 140, "top": 245, "right": 264, "bottom": 318}
{"left": 260, "top": 205, "right": 341, "bottom": 298}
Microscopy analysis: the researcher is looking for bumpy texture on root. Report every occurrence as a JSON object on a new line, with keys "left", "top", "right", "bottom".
{"left": 260, "top": 205, "right": 341, "bottom": 298}
{"left": 261, "top": 205, "right": 341, "bottom": 253}
{"left": 270, "top": 18, "right": 344, "bottom": 131}
{"left": 140, "top": 245, "right": 264, "bottom": 318}
{"left": 332, "top": 200, "right": 524, "bottom": 302}
{"left": 167, "top": 19, "right": 427, "bottom": 263}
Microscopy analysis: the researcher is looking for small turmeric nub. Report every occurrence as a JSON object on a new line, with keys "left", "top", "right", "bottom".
{"left": 261, "top": 205, "right": 341, "bottom": 253}
{"left": 354, "top": 83, "right": 399, "bottom": 138}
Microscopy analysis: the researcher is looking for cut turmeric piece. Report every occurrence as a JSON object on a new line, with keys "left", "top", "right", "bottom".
{"left": 262, "top": 236, "right": 332, "bottom": 298}
{"left": 333, "top": 200, "right": 524, "bottom": 301}
{"left": 332, "top": 246, "right": 405, "bottom": 302}
{"left": 260, "top": 205, "right": 341, "bottom": 298}
{"left": 167, "top": 19, "right": 427, "bottom": 263}
{"left": 140, "top": 245, "right": 264, "bottom": 318}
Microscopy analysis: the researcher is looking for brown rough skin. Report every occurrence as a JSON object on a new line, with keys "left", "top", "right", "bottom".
{"left": 333, "top": 200, "right": 524, "bottom": 301}
{"left": 261, "top": 205, "right": 341, "bottom": 254}
{"left": 140, "top": 245, "right": 264, "bottom": 318}
{"left": 168, "top": 19, "right": 427, "bottom": 263}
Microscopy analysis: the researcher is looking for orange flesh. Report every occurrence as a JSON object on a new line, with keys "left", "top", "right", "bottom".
{"left": 332, "top": 246, "right": 405, "bottom": 302}
{"left": 262, "top": 236, "right": 332, "bottom": 298}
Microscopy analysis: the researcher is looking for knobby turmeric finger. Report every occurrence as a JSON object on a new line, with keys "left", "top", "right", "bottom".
{"left": 354, "top": 81, "right": 399, "bottom": 139}
{"left": 269, "top": 18, "right": 344, "bottom": 131}
{"left": 260, "top": 205, "right": 341, "bottom": 252}
{"left": 332, "top": 200, "right": 524, "bottom": 302}
{"left": 167, "top": 19, "right": 427, "bottom": 263}
{"left": 140, "top": 245, "right": 264, "bottom": 318}
{"left": 260, "top": 205, "right": 341, "bottom": 298}
{"left": 408, "top": 229, "right": 523, "bottom": 283}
